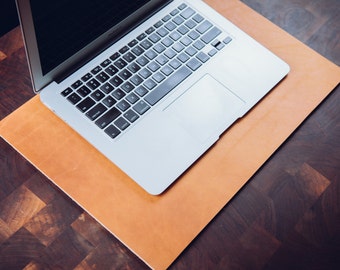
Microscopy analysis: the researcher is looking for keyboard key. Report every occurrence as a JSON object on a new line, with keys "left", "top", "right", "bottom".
{"left": 87, "top": 78, "right": 101, "bottom": 90}
{"left": 119, "top": 69, "right": 132, "bottom": 80}
{"left": 201, "top": 26, "right": 222, "bottom": 44}
{"left": 156, "top": 55, "right": 169, "bottom": 65}
{"left": 196, "top": 20, "right": 213, "bottom": 34}
{"left": 128, "top": 39, "right": 138, "bottom": 47}
{"left": 162, "top": 14, "right": 171, "bottom": 22}
{"left": 154, "top": 20, "right": 163, "bottom": 28}
{"left": 160, "top": 65, "right": 174, "bottom": 76}
{"left": 100, "top": 82, "right": 114, "bottom": 94}
{"left": 137, "top": 33, "right": 147, "bottom": 41}
{"left": 173, "top": 42, "right": 185, "bottom": 53}
{"left": 112, "top": 89, "right": 125, "bottom": 100}
{"left": 105, "top": 125, "right": 121, "bottom": 139}
{"left": 165, "top": 21, "right": 176, "bottom": 31}
{"left": 164, "top": 48, "right": 177, "bottom": 59}
{"left": 208, "top": 48, "right": 218, "bottom": 57}
{"left": 147, "top": 61, "right": 160, "bottom": 72}
{"left": 156, "top": 27, "right": 169, "bottom": 37}
{"left": 187, "top": 58, "right": 202, "bottom": 71}
{"left": 86, "top": 103, "right": 107, "bottom": 121}
{"left": 145, "top": 26, "right": 155, "bottom": 34}
{"left": 137, "top": 56, "right": 149, "bottom": 66}
{"left": 177, "top": 25, "right": 189, "bottom": 35}
{"left": 170, "top": 9, "right": 179, "bottom": 16}
{"left": 114, "top": 117, "right": 130, "bottom": 130}
{"left": 223, "top": 36, "right": 233, "bottom": 44}
{"left": 131, "top": 45, "right": 144, "bottom": 56}
{"left": 185, "top": 46, "right": 198, "bottom": 56}
{"left": 185, "top": 19, "right": 197, "bottom": 29}
{"left": 77, "top": 85, "right": 91, "bottom": 97}
{"left": 145, "top": 66, "right": 192, "bottom": 106}
{"left": 188, "top": 30, "right": 200, "bottom": 40}
{"left": 110, "top": 76, "right": 124, "bottom": 87}
{"left": 170, "top": 31, "right": 181, "bottom": 41}
{"left": 121, "top": 81, "right": 134, "bottom": 93}
{"left": 101, "top": 59, "right": 111, "bottom": 67}
{"left": 67, "top": 93, "right": 81, "bottom": 104}
{"left": 177, "top": 52, "right": 190, "bottom": 63}
{"left": 140, "top": 39, "right": 153, "bottom": 50}
{"left": 114, "top": 58, "right": 127, "bottom": 69}
{"left": 145, "top": 49, "right": 158, "bottom": 60}
{"left": 61, "top": 87, "right": 72, "bottom": 96}
{"left": 133, "top": 100, "right": 150, "bottom": 115}
{"left": 180, "top": 7, "right": 195, "bottom": 19}
{"left": 71, "top": 80, "right": 83, "bottom": 89}
{"left": 96, "top": 72, "right": 110, "bottom": 83}
{"left": 180, "top": 36, "right": 192, "bottom": 46}
{"left": 196, "top": 51, "right": 210, "bottom": 63}
{"left": 139, "top": 68, "right": 152, "bottom": 79}
{"left": 110, "top": 52, "right": 120, "bottom": 61}
{"left": 216, "top": 42, "right": 225, "bottom": 50}
{"left": 149, "top": 33, "right": 161, "bottom": 43}
{"left": 193, "top": 40, "right": 205, "bottom": 50}
{"left": 127, "top": 62, "right": 141, "bottom": 73}
{"left": 76, "top": 97, "right": 95, "bottom": 112}
{"left": 173, "top": 16, "right": 184, "bottom": 25}
{"left": 102, "top": 96, "right": 116, "bottom": 107}
{"left": 153, "top": 44, "right": 166, "bottom": 53}
{"left": 91, "top": 66, "right": 102, "bottom": 75}
{"left": 211, "top": 40, "right": 219, "bottom": 47}
{"left": 123, "top": 52, "right": 136, "bottom": 62}
{"left": 211, "top": 39, "right": 221, "bottom": 47}
{"left": 95, "top": 107, "right": 121, "bottom": 129}
{"left": 153, "top": 72, "right": 166, "bottom": 83}
{"left": 91, "top": 90, "right": 105, "bottom": 101}
{"left": 193, "top": 14, "right": 204, "bottom": 23}
{"left": 117, "top": 100, "right": 131, "bottom": 111}
{"left": 162, "top": 37, "right": 174, "bottom": 47}
{"left": 119, "top": 46, "right": 129, "bottom": 54}
{"left": 178, "top": 3, "right": 187, "bottom": 10}
{"left": 126, "top": 92, "right": 140, "bottom": 104}
{"left": 135, "top": 86, "right": 148, "bottom": 97}
{"left": 124, "top": 110, "right": 139, "bottom": 122}
{"left": 144, "top": 79, "right": 157, "bottom": 90}
{"left": 169, "top": 59, "right": 182, "bottom": 69}
{"left": 81, "top": 73, "right": 92, "bottom": 82}
{"left": 130, "top": 74, "right": 143, "bottom": 86}
{"left": 105, "top": 65, "right": 119, "bottom": 76}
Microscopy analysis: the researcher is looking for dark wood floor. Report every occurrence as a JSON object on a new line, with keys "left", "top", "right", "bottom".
{"left": 0, "top": 0, "right": 339, "bottom": 269}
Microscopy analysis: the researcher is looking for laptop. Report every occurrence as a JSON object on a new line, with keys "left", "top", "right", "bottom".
{"left": 16, "top": 0, "right": 289, "bottom": 195}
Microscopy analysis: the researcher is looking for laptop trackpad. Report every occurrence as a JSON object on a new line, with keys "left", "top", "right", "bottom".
{"left": 165, "top": 74, "right": 245, "bottom": 143}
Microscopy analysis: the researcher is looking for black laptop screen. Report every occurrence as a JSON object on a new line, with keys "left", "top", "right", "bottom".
{"left": 30, "top": 0, "right": 152, "bottom": 75}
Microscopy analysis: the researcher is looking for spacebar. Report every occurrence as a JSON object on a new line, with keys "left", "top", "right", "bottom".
{"left": 144, "top": 66, "right": 192, "bottom": 106}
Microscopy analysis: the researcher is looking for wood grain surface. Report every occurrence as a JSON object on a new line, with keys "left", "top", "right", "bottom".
{"left": 0, "top": 0, "right": 339, "bottom": 269}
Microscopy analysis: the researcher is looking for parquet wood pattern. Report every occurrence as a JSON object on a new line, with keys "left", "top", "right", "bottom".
{"left": 1, "top": 0, "right": 339, "bottom": 269}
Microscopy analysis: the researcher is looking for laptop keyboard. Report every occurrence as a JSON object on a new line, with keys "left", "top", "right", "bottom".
{"left": 61, "top": 3, "right": 233, "bottom": 139}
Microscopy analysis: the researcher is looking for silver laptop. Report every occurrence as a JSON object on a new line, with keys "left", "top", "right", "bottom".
{"left": 16, "top": 0, "right": 289, "bottom": 195}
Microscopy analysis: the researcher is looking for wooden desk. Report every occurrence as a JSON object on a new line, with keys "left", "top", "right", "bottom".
{"left": 0, "top": 0, "right": 339, "bottom": 269}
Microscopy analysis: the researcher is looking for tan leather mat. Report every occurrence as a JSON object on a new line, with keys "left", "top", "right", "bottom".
{"left": 1, "top": 0, "right": 339, "bottom": 269}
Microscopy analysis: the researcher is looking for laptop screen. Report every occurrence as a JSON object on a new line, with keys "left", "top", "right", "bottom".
{"left": 30, "top": 0, "right": 152, "bottom": 75}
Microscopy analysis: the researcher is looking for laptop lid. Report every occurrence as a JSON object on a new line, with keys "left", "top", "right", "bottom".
{"left": 16, "top": 0, "right": 170, "bottom": 93}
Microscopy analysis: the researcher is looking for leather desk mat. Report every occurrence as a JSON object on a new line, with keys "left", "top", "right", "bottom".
{"left": 1, "top": 0, "right": 339, "bottom": 269}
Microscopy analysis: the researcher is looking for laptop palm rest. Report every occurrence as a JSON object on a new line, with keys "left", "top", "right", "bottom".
{"left": 165, "top": 74, "right": 245, "bottom": 143}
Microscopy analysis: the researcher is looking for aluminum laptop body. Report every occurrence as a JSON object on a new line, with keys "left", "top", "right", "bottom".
{"left": 16, "top": 0, "right": 289, "bottom": 195}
